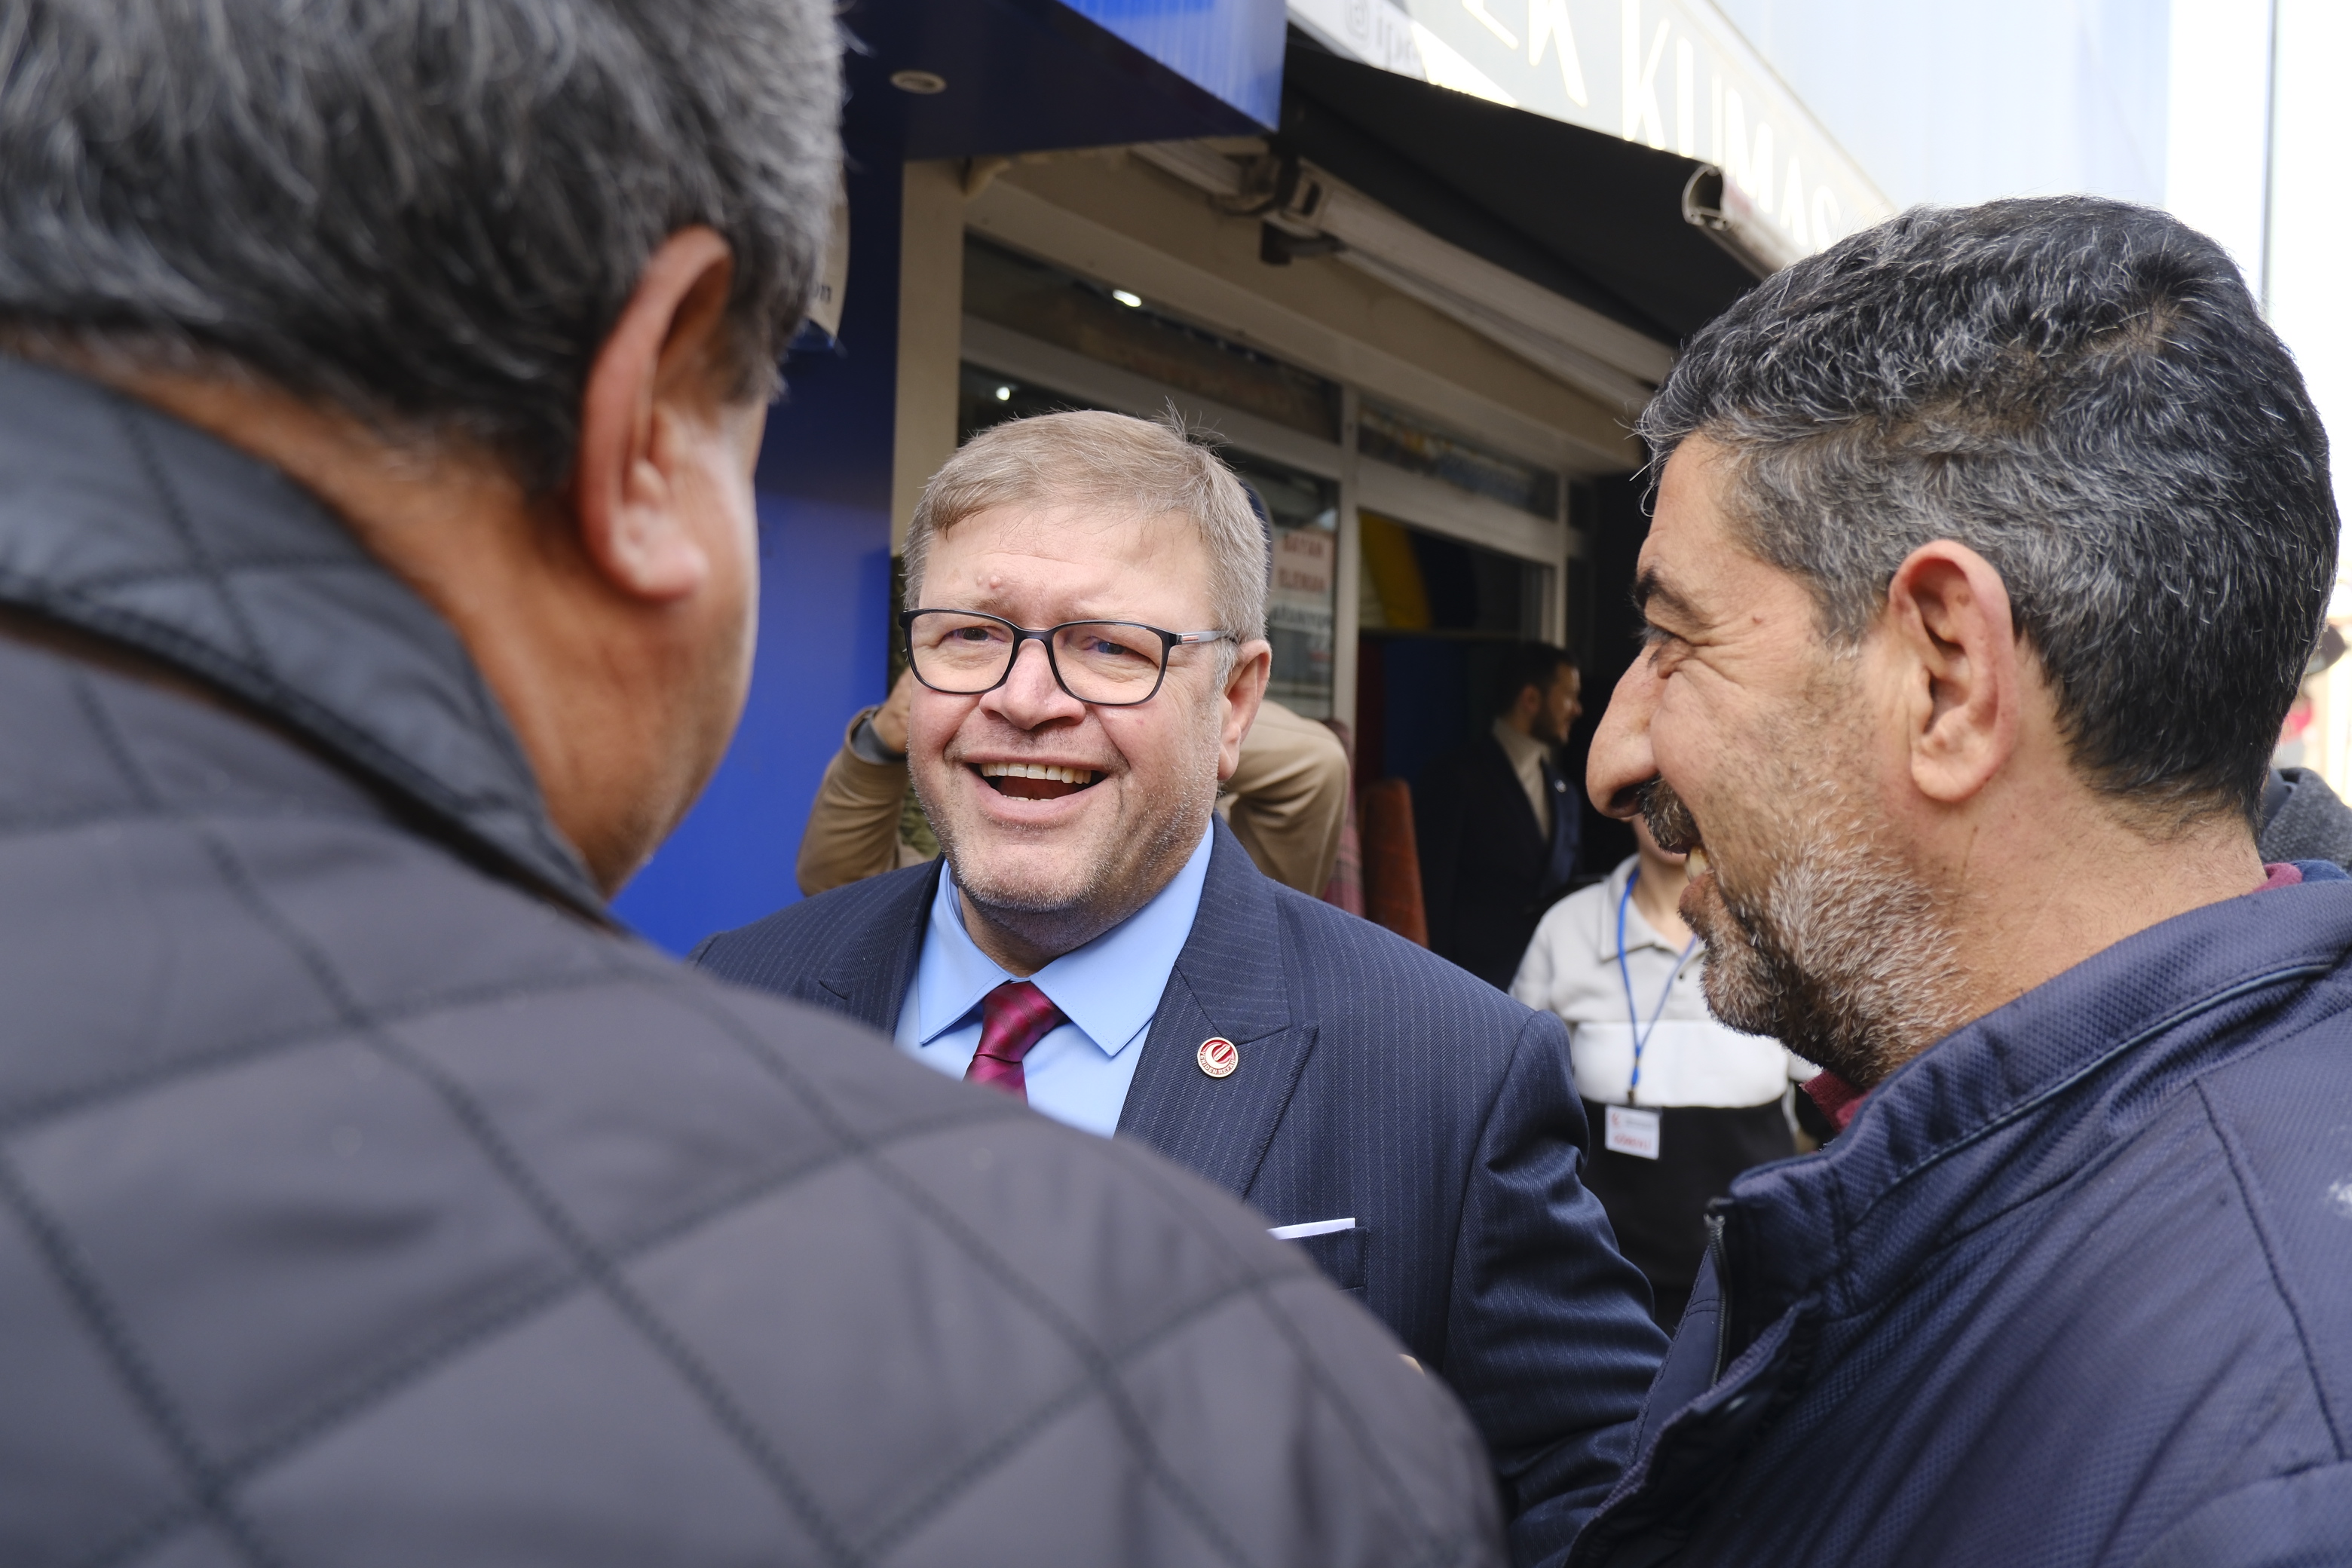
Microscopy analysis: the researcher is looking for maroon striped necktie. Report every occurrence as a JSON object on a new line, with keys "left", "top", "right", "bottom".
{"left": 965, "top": 981, "right": 1066, "bottom": 1102}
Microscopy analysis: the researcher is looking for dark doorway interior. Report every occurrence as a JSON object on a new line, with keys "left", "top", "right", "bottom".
{"left": 1352, "top": 513, "right": 1546, "bottom": 793}
{"left": 1560, "top": 471, "right": 1649, "bottom": 883}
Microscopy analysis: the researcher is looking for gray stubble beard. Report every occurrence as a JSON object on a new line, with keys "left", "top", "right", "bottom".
{"left": 1644, "top": 712, "right": 1971, "bottom": 1090}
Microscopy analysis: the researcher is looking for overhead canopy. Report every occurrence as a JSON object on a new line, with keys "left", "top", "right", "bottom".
{"left": 845, "top": 0, "right": 1280, "bottom": 160}
{"left": 1280, "top": 41, "right": 1763, "bottom": 347}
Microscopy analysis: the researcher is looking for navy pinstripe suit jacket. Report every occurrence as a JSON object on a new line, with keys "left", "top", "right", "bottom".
{"left": 692, "top": 820, "right": 1669, "bottom": 1565}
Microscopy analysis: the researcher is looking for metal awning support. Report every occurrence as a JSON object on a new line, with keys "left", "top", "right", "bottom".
{"left": 1136, "top": 42, "right": 1827, "bottom": 412}
{"left": 1136, "top": 140, "right": 1670, "bottom": 409}
{"left": 1681, "top": 165, "right": 1808, "bottom": 278}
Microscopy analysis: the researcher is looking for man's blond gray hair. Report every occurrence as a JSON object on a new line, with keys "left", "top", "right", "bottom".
{"left": 905, "top": 409, "right": 1268, "bottom": 644}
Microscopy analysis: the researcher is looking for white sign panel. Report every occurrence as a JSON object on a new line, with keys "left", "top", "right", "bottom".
{"left": 1290, "top": 0, "right": 1891, "bottom": 255}
{"left": 1266, "top": 526, "right": 1336, "bottom": 711}
{"left": 1272, "top": 525, "right": 1336, "bottom": 605}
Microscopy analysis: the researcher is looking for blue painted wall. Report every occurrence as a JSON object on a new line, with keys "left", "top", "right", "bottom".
{"left": 1061, "top": 0, "right": 1288, "bottom": 127}
{"left": 850, "top": 0, "right": 1277, "bottom": 161}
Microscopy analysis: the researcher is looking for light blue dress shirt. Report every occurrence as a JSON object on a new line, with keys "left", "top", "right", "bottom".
{"left": 893, "top": 825, "right": 1214, "bottom": 1136}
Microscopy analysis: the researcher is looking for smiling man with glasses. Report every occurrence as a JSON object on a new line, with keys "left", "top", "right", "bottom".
{"left": 697, "top": 409, "right": 1668, "bottom": 1565}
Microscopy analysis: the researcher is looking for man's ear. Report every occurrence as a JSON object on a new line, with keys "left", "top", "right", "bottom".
{"left": 1217, "top": 639, "right": 1273, "bottom": 782}
{"left": 1884, "top": 540, "right": 2021, "bottom": 804}
{"left": 571, "top": 226, "right": 739, "bottom": 602}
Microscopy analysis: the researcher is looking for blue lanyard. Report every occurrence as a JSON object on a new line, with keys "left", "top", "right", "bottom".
{"left": 1616, "top": 869, "right": 1698, "bottom": 1105}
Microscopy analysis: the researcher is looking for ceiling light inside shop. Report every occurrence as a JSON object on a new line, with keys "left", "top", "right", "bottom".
{"left": 1111, "top": 289, "right": 1142, "bottom": 308}
{"left": 994, "top": 385, "right": 1012, "bottom": 401}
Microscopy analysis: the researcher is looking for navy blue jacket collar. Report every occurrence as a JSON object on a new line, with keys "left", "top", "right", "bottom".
{"left": 0, "top": 357, "right": 604, "bottom": 918}
{"left": 1714, "top": 865, "right": 2352, "bottom": 1358}
{"left": 817, "top": 856, "right": 942, "bottom": 1032}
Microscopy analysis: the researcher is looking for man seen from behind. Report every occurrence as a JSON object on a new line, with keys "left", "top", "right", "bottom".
{"left": 0, "top": 5, "right": 1505, "bottom": 1563}
{"left": 1417, "top": 642, "right": 1586, "bottom": 989}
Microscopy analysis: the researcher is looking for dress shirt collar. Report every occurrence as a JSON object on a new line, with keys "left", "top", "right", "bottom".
{"left": 1490, "top": 717, "right": 1554, "bottom": 829}
{"left": 913, "top": 823, "right": 1217, "bottom": 1058}
{"left": 1490, "top": 716, "right": 1550, "bottom": 782}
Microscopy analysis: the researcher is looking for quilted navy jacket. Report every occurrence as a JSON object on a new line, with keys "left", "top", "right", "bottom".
{"left": 0, "top": 357, "right": 1506, "bottom": 1568}
{"left": 1569, "top": 865, "right": 2352, "bottom": 1568}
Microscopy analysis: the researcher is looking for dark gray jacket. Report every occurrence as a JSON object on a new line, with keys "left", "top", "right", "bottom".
{"left": 0, "top": 358, "right": 1505, "bottom": 1568}
{"left": 2260, "top": 764, "right": 2352, "bottom": 868}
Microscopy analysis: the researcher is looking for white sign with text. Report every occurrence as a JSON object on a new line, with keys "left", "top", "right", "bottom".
{"left": 1289, "top": 0, "right": 1890, "bottom": 256}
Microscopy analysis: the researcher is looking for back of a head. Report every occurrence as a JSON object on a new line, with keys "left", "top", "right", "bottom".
{"left": 0, "top": 0, "right": 841, "bottom": 488}
{"left": 0, "top": 14, "right": 1514, "bottom": 1566}
{"left": 906, "top": 409, "right": 1270, "bottom": 644}
{"left": 1642, "top": 197, "right": 2338, "bottom": 826}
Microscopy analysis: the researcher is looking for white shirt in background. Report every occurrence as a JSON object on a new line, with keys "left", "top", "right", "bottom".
{"left": 1511, "top": 854, "right": 1817, "bottom": 1109}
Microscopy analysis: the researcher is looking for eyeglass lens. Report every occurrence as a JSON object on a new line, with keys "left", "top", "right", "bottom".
{"left": 906, "top": 612, "right": 1165, "bottom": 704}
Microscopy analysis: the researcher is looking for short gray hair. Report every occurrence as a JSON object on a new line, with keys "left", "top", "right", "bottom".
{"left": 0, "top": 0, "right": 841, "bottom": 489}
{"left": 905, "top": 410, "right": 1269, "bottom": 643}
{"left": 1640, "top": 196, "right": 2337, "bottom": 826}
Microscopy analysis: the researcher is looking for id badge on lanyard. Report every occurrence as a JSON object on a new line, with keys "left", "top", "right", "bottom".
{"left": 1612, "top": 871, "right": 1695, "bottom": 1162}
{"left": 1604, "top": 1104, "right": 1662, "bottom": 1159}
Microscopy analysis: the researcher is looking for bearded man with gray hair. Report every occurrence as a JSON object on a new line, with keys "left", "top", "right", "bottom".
{"left": 697, "top": 409, "right": 1671, "bottom": 1565}
{"left": 1573, "top": 197, "right": 2352, "bottom": 1567}
{"left": 0, "top": 3, "right": 1510, "bottom": 1563}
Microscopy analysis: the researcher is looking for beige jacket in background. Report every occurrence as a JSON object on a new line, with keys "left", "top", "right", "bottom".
{"left": 795, "top": 697, "right": 1350, "bottom": 898}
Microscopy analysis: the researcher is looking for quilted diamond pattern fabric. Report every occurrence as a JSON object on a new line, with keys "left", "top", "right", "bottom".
{"left": 0, "top": 360, "right": 1505, "bottom": 1568}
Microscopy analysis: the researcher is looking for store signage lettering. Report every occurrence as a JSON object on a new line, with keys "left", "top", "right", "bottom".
{"left": 1288, "top": 0, "right": 1890, "bottom": 253}
{"left": 1274, "top": 528, "right": 1335, "bottom": 601}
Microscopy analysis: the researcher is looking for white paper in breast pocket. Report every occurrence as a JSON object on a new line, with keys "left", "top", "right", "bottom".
{"left": 1604, "top": 1105, "right": 1662, "bottom": 1160}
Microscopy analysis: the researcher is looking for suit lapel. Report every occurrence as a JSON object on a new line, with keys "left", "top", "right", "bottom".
{"left": 817, "top": 858, "right": 942, "bottom": 1036}
{"left": 1541, "top": 755, "right": 1579, "bottom": 885}
{"left": 1481, "top": 734, "right": 1545, "bottom": 853}
{"left": 1116, "top": 821, "right": 1316, "bottom": 1199}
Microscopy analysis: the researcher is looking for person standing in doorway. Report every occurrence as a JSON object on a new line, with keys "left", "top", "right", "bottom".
{"left": 1512, "top": 815, "right": 1814, "bottom": 1328}
{"left": 1417, "top": 642, "right": 1584, "bottom": 987}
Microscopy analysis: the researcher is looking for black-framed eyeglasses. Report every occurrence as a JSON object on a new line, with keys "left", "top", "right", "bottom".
{"left": 898, "top": 608, "right": 1231, "bottom": 707}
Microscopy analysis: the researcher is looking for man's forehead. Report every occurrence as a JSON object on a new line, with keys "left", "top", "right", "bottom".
{"left": 926, "top": 501, "right": 1214, "bottom": 617}
{"left": 936, "top": 503, "right": 1193, "bottom": 569}
{"left": 1637, "top": 440, "right": 1789, "bottom": 626}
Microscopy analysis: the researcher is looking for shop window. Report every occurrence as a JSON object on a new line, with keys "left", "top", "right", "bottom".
{"left": 1357, "top": 512, "right": 1543, "bottom": 636}
{"left": 1357, "top": 400, "right": 1561, "bottom": 522}
{"left": 1229, "top": 449, "right": 1340, "bottom": 720}
{"left": 1355, "top": 511, "right": 1548, "bottom": 787}
{"left": 959, "top": 364, "right": 1080, "bottom": 439}
{"left": 963, "top": 238, "right": 1342, "bottom": 442}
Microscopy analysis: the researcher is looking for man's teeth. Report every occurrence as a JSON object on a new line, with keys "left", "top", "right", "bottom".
{"left": 978, "top": 761, "right": 1096, "bottom": 785}
{"left": 1686, "top": 845, "right": 1710, "bottom": 875}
